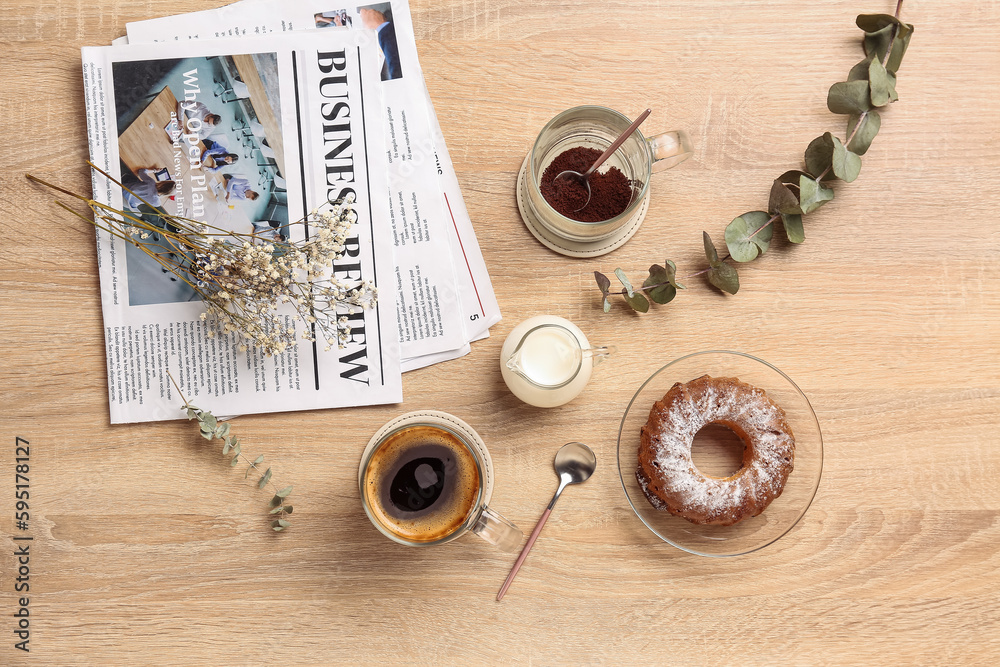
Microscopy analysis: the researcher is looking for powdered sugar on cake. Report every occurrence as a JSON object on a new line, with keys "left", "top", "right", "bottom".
{"left": 637, "top": 376, "right": 795, "bottom": 525}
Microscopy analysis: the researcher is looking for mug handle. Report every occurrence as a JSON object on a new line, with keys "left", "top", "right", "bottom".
{"left": 648, "top": 130, "right": 693, "bottom": 172}
{"left": 472, "top": 505, "right": 523, "bottom": 552}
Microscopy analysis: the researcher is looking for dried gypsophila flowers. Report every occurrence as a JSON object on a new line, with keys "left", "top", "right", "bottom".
{"left": 27, "top": 164, "right": 376, "bottom": 357}
{"left": 187, "top": 196, "right": 376, "bottom": 356}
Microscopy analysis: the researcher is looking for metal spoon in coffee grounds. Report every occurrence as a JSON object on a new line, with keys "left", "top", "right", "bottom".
{"left": 496, "top": 442, "right": 597, "bottom": 601}
{"left": 553, "top": 108, "right": 651, "bottom": 212}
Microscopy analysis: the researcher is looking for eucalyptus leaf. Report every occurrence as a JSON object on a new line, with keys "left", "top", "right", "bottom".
{"left": 269, "top": 505, "right": 285, "bottom": 514}
{"left": 258, "top": 468, "right": 272, "bottom": 489}
{"left": 271, "top": 520, "right": 285, "bottom": 532}
{"left": 703, "top": 231, "right": 721, "bottom": 266}
{"left": 277, "top": 518, "right": 291, "bottom": 528}
{"left": 855, "top": 13, "right": 900, "bottom": 32}
{"left": 642, "top": 264, "right": 665, "bottom": 285}
{"left": 868, "top": 57, "right": 892, "bottom": 107}
{"left": 863, "top": 23, "right": 894, "bottom": 61}
{"left": 594, "top": 271, "right": 610, "bottom": 296}
{"left": 283, "top": 506, "right": 293, "bottom": 514}
{"left": 595, "top": 271, "right": 612, "bottom": 312}
{"left": 614, "top": 268, "right": 635, "bottom": 298}
{"left": 231, "top": 454, "right": 241, "bottom": 467}
{"left": 831, "top": 136, "right": 862, "bottom": 182}
{"left": 642, "top": 265, "right": 677, "bottom": 304}
{"left": 214, "top": 422, "right": 230, "bottom": 439}
{"left": 804, "top": 133, "right": 835, "bottom": 179}
{"left": 645, "top": 283, "right": 676, "bottom": 305}
{"left": 725, "top": 211, "right": 773, "bottom": 262}
{"left": 778, "top": 169, "right": 810, "bottom": 184}
{"left": 223, "top": 441, "right": 232, "bottom": 455}
{"left": 846, "top": 110, "right": 881, "bottom": 155}
{"left": 769, "top": 178, "right": 801, "bottom": 215}
{"left": 861, "top": 18, "right": 913, "bottom": 73}
{"left": 664, "top": 259, "right": 685, "bottom": 289}
{"left": 186, "top": 407, "right": 199, "bottom": 421}
{"left": 848, "top": 57, "right": 872, "bottom": 82}
{"left": 798, "top": 175, "right": 834, "bottom": 214}
{"left": 202, "top": 414, "right": 217, "bottom": 431}
{"left": 828, "top": 80, "right": 872, "bottom": 115}
{"left": 886, "top": 29, "right": 912, "bottom": 73}
{"left": 780, "top": 213, "right": 805, "bottom": 244}
{"left": 232, "top": 443, "right": 241, "bottom": 457}
{"left": 625, "top": 291, "right": 650, "bottom": 313}
{"left": 253, "top": 454, "right": 265, "bottom": 465}
{"left": 201, "top": 430, "right": 214, "bottom": 441}
{"left": 708, "top": 262, "right": 740, "bottom": 295}
{"left": 276, "top": 485, "right": 293, "bottom": 498}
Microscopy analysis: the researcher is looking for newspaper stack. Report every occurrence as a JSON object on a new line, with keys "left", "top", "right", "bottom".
{"left": 83, "top": 0, "right": 500, "bottom": 423}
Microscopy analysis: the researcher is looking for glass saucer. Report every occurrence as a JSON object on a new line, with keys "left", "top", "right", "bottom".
{"left": 617, "top": 350, "right": 823, "bottom": 557}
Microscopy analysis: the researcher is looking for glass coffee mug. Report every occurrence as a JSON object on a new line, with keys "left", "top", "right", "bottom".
{"left": 359, "top": 411, "right": 523, "bottom": 551}
{"left": 525, "top": 105, "right": 692, "bottom": 242}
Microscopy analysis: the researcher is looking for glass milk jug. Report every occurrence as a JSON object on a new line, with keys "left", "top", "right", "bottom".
{"left": 500, "top": 316, "right": 614, "bottom": 408}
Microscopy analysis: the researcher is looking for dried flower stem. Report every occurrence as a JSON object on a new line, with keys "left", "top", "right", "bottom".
{"left": 28, "top": 162, "right": 377, "bottom": 356}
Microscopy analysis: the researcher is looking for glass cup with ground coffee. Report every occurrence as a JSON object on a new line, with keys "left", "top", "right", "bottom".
{"left": 359, "top": 411, "right": 523, "bottom": 551}
{"left": 526, "top": 105, "right": 691, "bottom": 242}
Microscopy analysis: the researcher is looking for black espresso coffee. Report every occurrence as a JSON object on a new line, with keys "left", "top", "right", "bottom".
{"left": 363, "top": 425, "right": 481, "bottom": 542}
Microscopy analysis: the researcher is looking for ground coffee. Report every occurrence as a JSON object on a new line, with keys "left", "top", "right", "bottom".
{"left": 539, "top": 146, "right": 633, "bottom": 222}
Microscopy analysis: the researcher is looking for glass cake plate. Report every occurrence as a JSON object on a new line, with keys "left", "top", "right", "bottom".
{"left": 617, "top": 350, "right": 823, "bottom": 557}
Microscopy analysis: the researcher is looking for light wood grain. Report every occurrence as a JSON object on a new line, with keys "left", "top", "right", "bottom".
{"left": 1, "top": 0, "right": 999, "bottom": 664}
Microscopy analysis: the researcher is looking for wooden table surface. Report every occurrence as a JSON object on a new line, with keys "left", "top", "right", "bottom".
{"left": 2, "top": 0, "right": 998, "bottom": 664}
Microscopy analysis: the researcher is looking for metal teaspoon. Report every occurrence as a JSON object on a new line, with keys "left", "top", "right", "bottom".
{"left": 553, "top": 108, "right": 651, "bottom": 211}
{"left": 496, "top": 442, "right": 597, "bottom": 601}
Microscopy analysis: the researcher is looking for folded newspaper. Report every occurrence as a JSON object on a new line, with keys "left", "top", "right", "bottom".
{"left": 124, "top": 0, "right": 501, "bottom": 369}
{"left": 82, "top": 1, "right": 500, "bottom": 423}
{"left": 83, "top": 30, "right": 402, "bottom": 423}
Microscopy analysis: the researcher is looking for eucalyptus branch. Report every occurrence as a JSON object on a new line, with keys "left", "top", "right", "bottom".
{"left": 168, "top": 372, "right": 294, "bottom": 531}
{"left": 596, "top": 5, "right": 913, "bottom": 311}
